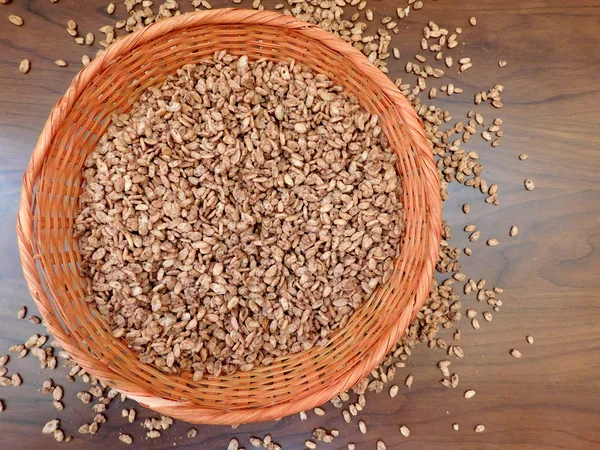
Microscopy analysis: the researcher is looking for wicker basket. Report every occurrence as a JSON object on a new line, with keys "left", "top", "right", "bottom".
{"left": 16, "top": 9, "right": 441, "bottom": 425}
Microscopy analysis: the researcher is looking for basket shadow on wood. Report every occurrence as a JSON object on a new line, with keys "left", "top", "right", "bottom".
{"left": 16, "top": 9, "right": 441, "bottom": 425}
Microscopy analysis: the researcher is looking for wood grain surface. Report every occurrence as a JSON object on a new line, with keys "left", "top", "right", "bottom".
{"left": 1, "top": 0, "right": 599, "bottom": 449}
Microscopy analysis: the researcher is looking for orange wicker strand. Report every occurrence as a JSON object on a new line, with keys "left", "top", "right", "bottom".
{"left": 16, "top": 9, "right": 441, "bottom": 425}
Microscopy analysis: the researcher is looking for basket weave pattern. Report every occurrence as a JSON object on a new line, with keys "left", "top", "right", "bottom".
{"left": 16, "top": 9, "right": 441, "bottom": 424}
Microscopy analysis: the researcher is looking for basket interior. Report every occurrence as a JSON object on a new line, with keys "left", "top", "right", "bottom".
{"left": 32, "top": 23, "right": 431, "bottom": 411}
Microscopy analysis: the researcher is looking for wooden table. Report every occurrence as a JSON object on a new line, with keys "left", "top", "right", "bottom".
{"left": 1, "top": 0, "right": 599, "bottom": 448}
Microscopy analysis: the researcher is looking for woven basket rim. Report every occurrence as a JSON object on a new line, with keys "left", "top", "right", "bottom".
{"left": 16, "top": 8, "right": 441, "bottom": 424}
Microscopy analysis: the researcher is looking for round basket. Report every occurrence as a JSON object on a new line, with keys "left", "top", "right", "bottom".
{"left": 16, "top": 9, "right": 441, "bottom": 425}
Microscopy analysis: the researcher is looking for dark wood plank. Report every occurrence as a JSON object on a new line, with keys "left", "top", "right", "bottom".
{"left": 1, "top": 0, "right": 599, "bottom": 448}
